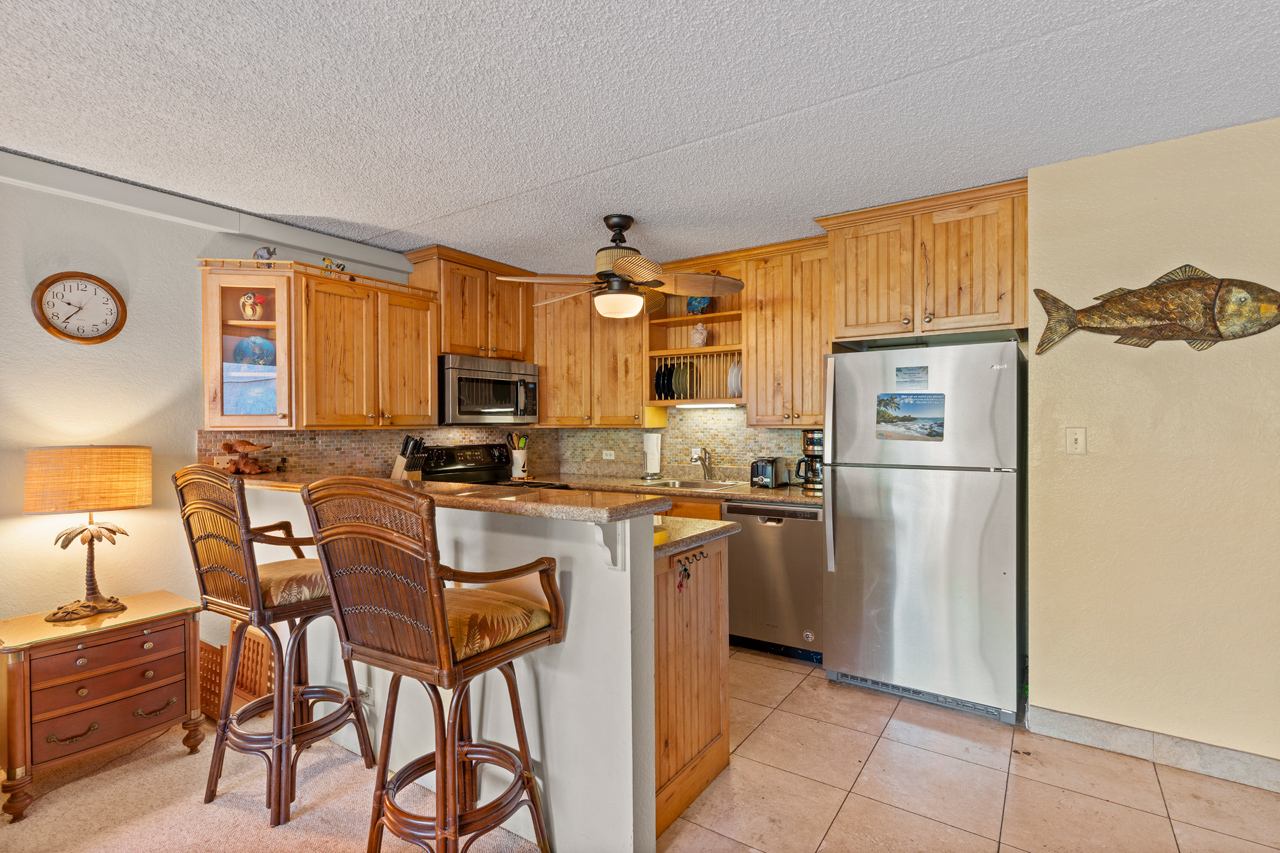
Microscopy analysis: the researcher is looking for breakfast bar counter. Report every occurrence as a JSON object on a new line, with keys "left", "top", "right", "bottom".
{"left": 236, "top": 473, "right": 737, "bottom": 853}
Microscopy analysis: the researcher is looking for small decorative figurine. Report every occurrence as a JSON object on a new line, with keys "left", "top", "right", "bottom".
{"left": 221, "top": 440, "right": 275, "bottom": 475}
{"left": 252, "top": 246, "right": 277, "bottom": 267}
{"left": 323, "top": 257, "right": 346, "bottom": 274}
{"left": 686, "top": 295, "right": 712, "bottom": 315}
{"left": 690, "top": 322, "right": 708, "bottom": 347}
{"left": 240, "top": 291, "right": 269, "bottom": 320}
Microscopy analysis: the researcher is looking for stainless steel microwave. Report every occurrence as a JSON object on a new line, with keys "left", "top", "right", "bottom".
{"left": 440, "top": 354, "right": 539, "bottom": 425}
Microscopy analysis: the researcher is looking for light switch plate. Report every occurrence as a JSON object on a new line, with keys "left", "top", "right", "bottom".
{"left": 1066, "top": 427, "right": 1087, "bottom": 455}
{"left": 602, "top": 450, "right": 615, "bottom": 460}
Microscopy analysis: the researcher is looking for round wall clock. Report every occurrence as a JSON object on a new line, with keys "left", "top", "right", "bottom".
{"left": 31, "top": 272, "right": 127, "bottom": 344}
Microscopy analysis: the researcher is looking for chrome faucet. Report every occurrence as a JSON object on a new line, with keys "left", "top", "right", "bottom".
{"left": 691, "top": 447, "right": 713, "bottom": 480}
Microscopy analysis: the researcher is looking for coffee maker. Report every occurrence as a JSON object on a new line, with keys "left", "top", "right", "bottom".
{"left": 795, "top": 429, "right": 824, "bottom": 492}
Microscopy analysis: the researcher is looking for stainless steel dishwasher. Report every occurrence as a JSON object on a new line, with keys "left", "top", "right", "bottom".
{"left": 721, "top": 501, "right": 825, "bottom": 656}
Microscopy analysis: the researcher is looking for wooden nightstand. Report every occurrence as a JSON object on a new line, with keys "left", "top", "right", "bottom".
{"left": 0, "top": 591, "right": 205, "bottom": 823}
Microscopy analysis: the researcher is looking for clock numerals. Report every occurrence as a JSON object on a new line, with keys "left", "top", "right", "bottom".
{"left": 34, "top": 273, "right": 125, "bottom": 343}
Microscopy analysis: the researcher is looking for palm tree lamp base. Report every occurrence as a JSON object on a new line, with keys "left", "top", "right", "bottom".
{"left": 45, "top": 515, "right": 131, "bottom": 623}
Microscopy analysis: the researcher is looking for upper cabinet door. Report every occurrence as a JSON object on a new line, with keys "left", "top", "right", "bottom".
{"left": 301, "top": 278, "right": 377, "bottom": 427}
{"left": 377, "top": 292, "right": 438, "bottom": 428}
{"left": 791, "top": 247, "right": 828, "bottom": 426}
{"left": 918, "top": 198, "right": 1015, "bottom": 331}
{"left": 829, "top": 216, "right": 915, "bottom": 339}
{"left": 440, "top": 262, "right": 487, "bottom": 356}
{"left": 592, "top": 311, "right": 645, "bottom": 427}
{"left": 202, "top": 270, "right": 293, "bottom": 429}
{"left": 486, "top": 273, "right": 532, "bottom": 361}
{"left": 534, "top": 284, "right": 594, "bottom": 426}
{"left": 744, "top": 254, "right": 794, "bottom": 427}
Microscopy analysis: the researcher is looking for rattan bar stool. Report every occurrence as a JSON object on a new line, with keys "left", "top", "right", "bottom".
{"left": 301, "top": 477, "right": 565, "bottom": 853}
{"left": 173, "top": 464, "right": 374, "bottom": 826}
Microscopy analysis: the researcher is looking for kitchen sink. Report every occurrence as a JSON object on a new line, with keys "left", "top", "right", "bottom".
{"left": 631, "top": 479, "right": 744, "bottom": 491}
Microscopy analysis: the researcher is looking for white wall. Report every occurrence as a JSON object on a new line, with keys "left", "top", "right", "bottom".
{"left": 0, "top": 178, "right": 405, "bottom": 641}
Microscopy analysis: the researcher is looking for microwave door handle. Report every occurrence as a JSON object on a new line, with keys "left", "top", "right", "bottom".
{"left": 518, "top": 380, "right": 527, "bottom": 416}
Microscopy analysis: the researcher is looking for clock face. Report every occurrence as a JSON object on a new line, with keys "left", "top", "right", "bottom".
{"left": 33, "top": 272, "right": 127, "bottom": 344}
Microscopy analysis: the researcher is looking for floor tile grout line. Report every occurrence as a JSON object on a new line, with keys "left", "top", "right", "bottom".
{"left": 997, "top": 725, "right": 1014, "bottom": 847}
{"left": 812, "top": 790, "right": 852, "bottom": 853}
{"left": 1007, "top": 766, "right": 1177, "bottom": 818}
{"left": 1154, "top": 761, "right": 1182, "bottom": 853}
{"left": 1154, "top": 767, "right": 1280, "bottom": 853}
{"left": 878, "top": 730, "right": 1013, "bottom": 773}
{"left": 849, "top": 788, "right": 1003, "bottom": 843}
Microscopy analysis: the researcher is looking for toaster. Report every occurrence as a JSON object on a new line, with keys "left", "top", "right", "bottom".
{"left": 750, "top": 457, "right": 788, "bottom": 488}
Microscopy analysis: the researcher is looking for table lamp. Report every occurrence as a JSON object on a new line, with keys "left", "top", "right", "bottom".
{"left": 23, "top": 445, "right": 152, "bottom": 622}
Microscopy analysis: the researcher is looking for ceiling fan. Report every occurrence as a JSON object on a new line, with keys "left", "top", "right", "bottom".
{"left": 496, "top": 214, "right": 744, "bottom": 318}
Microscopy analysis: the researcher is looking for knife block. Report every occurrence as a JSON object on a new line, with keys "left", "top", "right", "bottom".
{"left": 390, "top": 454, "right": 422, "bottom": 480}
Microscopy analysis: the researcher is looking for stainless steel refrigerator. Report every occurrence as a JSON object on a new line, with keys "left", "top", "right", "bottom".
{"left": 822, "top": 340, "right": 1023, "bottom": 723}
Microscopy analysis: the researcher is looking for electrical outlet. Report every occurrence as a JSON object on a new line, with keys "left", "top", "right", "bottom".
{"left": 690, "top": 446, "right": 702, "bottom": 460}
{"left": 358, "top": 687, "right": 374, "bottom": 707}
{"left": 602, "top": 450, "right": 615, "bottom": 460}
{"left": 1065, "top": 427, "right": 1087, "bottom": 455}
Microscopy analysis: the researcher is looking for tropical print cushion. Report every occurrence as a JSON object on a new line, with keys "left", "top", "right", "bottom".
{"left": 443, "top": 588, "right": 551, "bottom": 661}
{"left": 257, "top": 558, "right": 330, "bottom": 607}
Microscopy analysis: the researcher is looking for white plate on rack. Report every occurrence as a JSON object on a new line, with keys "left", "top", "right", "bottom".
{"left": 728, "top": 360, "right": 741, "bottom": 398}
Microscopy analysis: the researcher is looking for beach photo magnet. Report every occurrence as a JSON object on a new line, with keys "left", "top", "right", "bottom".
{"left": 876, "top": 393, "right": 945, "bottom": 441}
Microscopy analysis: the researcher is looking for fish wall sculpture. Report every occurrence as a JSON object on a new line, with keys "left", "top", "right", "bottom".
{"left": 1035, "top": 265, "right": 1280, "bottom": 354}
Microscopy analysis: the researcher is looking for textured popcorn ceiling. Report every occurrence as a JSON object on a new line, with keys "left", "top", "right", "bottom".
{"left": 3, "top": 1, "right": 1278, "bottom": 270}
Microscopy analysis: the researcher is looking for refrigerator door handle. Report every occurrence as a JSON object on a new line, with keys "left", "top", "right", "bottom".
{"left": 824, "top": 473, "right": 836, "bottom": 572}
{"left": 822, "top": 355, "right": 835, "bottom": 465}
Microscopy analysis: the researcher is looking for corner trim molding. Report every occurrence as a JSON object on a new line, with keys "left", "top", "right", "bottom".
{"left": 1028, "top": 705, "right": 1280, "bottom": 794}
{"left": 0, "top": 150, "right": 412, "bottom": 275}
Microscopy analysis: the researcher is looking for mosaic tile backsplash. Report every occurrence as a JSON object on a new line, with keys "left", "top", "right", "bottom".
{"left": 197, "top": 408, "right": 805, "bottom": 480}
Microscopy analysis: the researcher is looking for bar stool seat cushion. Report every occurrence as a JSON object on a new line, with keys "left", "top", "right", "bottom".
{"left": 444, "top": 588, "right": 551, "bottom": 661}
{"left": 257, "top": 558, "right": 330, "bottom": 608}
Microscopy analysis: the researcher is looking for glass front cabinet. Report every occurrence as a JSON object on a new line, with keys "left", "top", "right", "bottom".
{"left": 200, "top": 259, "right": 440, "bottom": 430}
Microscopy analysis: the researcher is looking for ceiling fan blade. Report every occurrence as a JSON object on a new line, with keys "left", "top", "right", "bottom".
{"left": 496, "top": 274, "right": 599, "bottom": 284}
{"left": 532, "top": 287, "right": 601, "bottom": 307}
{"left": 637, "top": 285, "right": 666, "bottom": 315}
{"left": 611, "top": 254, "right": 663, "bottom": 281}
{"left": 652, "top": 273, "right": 745, "bottom": 297}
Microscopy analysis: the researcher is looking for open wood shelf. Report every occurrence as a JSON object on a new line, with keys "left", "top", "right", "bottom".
{"left": 223, "top": 320, "right": 277, "bottom": 328}
{"left": 648, "top": 344, "right": 742, "bottom": 357}
{"left": 647, "top": 310, "right": 742, "bottom": 328}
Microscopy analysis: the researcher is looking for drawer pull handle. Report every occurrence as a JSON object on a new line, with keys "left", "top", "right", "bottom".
{"left": 133, "top": 697, "right": 178, "bottom": 719}
{"left": 144, "top": 670, "right": 155, "bottom": 679}
{"left": 142, "top": 642, "right": 154, "bottom": 650}
{"left": 77, "top": 688, "right": 88, "bottom": 697}
{"left": 47, "top": 722, "right": 99, "bottom": 745}
{"left": 76, "top": 658, "right": 88, "bottom": 667}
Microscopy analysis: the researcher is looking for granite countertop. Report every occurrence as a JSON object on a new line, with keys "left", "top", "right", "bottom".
{"left": 655, "top": 517, "right": 741, "bottom": 560}
{"left": 241, "top": 473, "right": 673, "bottom": 523}
{"left": 534, "top": 474, "right": 824, "bottom": 506}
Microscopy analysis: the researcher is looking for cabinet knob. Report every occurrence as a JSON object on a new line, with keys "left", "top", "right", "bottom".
{"left": 143, "top": 642, "right": 154, "bottom": 651}
{"left": 902, "top": 317, "right": 911, "bottom": 325}
{"left": 76, "top": 658, "right": 88, "bottom": 667}
{"left": 584, "top": 416, "right": 590, "bottom": 421}
{"left": 77, "top": 688, "right": 88, "bottom": 697}
{"left": 144, "top": 670, "right": 154, "bottom": 679}
{"left": 367, "top": 413, "right": 375, "bottom": 419}
{"left": 924, "top": 315, "right": 933, "bottom": 323}
{"left": 784, "top": 414, "right": 791, "bottom": 419}
{"left": 480, "top": 346, "right": 487, "bottom": 351}
{"left": 634, "top": 414, "right": 640, "bottom": 419}
{"left": 278, "top": 413, "right": 288, "bottom": 420}
{"left": 794, "top": 413, "right": 800, "bottom": 419}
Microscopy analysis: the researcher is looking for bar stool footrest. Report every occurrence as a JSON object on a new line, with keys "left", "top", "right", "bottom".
{"left": 383, "top": 742, "right": 533, "bottom": 843}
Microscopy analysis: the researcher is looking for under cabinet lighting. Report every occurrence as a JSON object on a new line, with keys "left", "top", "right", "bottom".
{"left": 675, "top": 403, "right": 740, "bottom": 409}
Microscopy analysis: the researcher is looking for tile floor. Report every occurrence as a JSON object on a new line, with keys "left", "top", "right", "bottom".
{"left": 661, "top": 647, "right": 1280, "bottom": 853}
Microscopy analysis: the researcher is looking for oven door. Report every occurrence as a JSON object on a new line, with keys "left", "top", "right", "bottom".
{"left": 443, "top": 362, "right": 538, "bottom": 425}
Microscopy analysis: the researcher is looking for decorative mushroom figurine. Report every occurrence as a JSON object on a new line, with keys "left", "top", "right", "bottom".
{"left": 221, "top": 439, "right": 275, "bottom": 474}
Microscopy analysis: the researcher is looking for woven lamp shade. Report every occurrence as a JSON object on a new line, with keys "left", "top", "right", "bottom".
{"left": 24, "top": 446, "right": 152, "bottom": 514}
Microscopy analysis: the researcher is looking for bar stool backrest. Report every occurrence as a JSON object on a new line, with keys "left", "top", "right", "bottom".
{"left": 301, "top": 477, "right": 456, "bottom": 682}
{"left": 173, "top": 464, "right": 265, "bottom": 616}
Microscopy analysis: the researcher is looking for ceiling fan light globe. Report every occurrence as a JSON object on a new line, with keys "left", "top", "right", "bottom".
{"left": 594, "top": 290, "right": 645, "bottom": 318}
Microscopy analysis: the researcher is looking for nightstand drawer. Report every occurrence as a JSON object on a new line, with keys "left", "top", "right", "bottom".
{"left": 32, "top": 681, "right": 187, "bottom": 765}
{"left": 31, "top": 624, "right": 185, "bottom": 685}
{"left": 31, "top": 651, "right": 186, "bottom": 719}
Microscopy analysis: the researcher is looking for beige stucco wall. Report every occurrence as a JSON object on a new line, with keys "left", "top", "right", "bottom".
{"left": 1028, "top": 118, "right": 1280, "bottom": 759}
{"left": 0, "top": 181, "right": 404, "bottom": 641}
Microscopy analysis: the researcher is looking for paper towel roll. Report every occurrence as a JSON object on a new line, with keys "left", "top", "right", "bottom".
{"left": 643, "top": 433, "right": 662, "bottom": 475}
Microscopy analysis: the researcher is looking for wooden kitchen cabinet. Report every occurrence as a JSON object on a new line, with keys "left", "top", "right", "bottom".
{"left": 405, "top": 245, "right": 535, "bottom": 362}
{"left": 533, "top": 283, "right": 646, "bottom": 427}
{"left": 654, "top": 536, "right": 730, "bottom": 834}
{"left": 200, "top": 260, "right": 440, "bottom": 430}
{"left": 817, "top": 179, "right": 1027, "bottom": 342}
